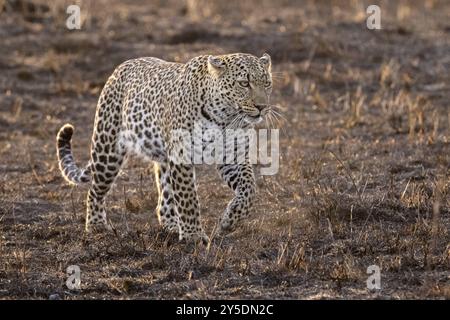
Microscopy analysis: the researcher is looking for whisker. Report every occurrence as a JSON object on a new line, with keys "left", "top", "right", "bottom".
{"left": 264, "top": 111, "right": 273, "bottom": 129}
{"left": 270, "top": 111, "right": 282, "bottom": 127}
{"left": 229, "top": 112, "right": 245, "bottom": 130}
{"left": 269, "top": 104, "right": 284, "bottom": 112}
{"left": 225, "top": 114, "right": 238, "bottom": 130}
{"left": 238, "top": 115, "right": 245, "bottom": 129}
{"left": 270, "top": 113, "right": 278, "bottom": 130}
{"left": 264, "top": 112, "right": 271, "bottom": 130}
{"left": 227, "top": 115, "right": 239, "bottom": 129}
{"left": 267, "top": 112, "right": 275, "bottom": 129}
{"left": 270, "top": 108, "right": 287, "bottom": 122}
{"left": 271, "top": 110, "right": 288, "bottom": 136}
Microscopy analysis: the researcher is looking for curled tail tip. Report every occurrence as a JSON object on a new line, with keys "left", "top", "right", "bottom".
{"left": 56, "top": 123, "right": 91, "bottom": 185}
{"left": 58, "top": 123, "right": 74, "bottom": 138}
{"left": 57, "top": 123, "right": 74, "bottom": 147}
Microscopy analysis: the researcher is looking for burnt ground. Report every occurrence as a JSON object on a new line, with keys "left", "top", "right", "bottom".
{"left": 0, "top": 0, "right": 449, "bottom": 299}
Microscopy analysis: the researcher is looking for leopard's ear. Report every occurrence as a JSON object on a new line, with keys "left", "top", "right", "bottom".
{"left": 260, "top": 53, "right": 271, "bottom": 72}
{"left": 207, "top": 55, "right": 226, "bottom": 77}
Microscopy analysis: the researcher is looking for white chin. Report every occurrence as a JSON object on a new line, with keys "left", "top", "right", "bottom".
{"left": 244, "top": 116, "right": 262, "bottom": 124}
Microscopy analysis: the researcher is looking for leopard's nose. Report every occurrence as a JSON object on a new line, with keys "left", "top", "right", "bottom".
{"left": 255, "top": 104, "right": 269, "bottom": 116}
{"left": 255, "top": 104, "right": 268, "bottom": 112}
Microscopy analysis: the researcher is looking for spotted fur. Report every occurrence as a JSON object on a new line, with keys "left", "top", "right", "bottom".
{"left": 56, "top": 53, "right": 273, "bottom": 244}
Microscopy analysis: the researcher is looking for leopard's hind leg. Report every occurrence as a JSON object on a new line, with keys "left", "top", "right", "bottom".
{"left": 85, "top": 77, "right": 125, "bottom": 231}
{"left": 86, "top": 138, "right": 125, "bottom": 231}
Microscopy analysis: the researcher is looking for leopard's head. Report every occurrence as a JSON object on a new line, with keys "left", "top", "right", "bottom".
{"left": 206, "top": 53, "right": 273, "bottom": 127}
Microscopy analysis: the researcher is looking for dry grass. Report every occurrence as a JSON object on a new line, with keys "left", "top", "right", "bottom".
{"left": 0, "top": 0, "right": 449, "bottom": 299}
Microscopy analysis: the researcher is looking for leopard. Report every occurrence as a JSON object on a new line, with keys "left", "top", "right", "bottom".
{"left": 56, "top": 52, "right": 274, "bottom": 244}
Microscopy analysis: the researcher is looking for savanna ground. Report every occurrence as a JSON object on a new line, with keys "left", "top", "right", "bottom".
{"left": 0, "top": 0, "right": 449, "bottom": 299}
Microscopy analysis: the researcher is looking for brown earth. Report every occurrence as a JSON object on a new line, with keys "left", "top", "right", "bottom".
{"left": 0, "top": 0, "right": 449, "bottom": 299}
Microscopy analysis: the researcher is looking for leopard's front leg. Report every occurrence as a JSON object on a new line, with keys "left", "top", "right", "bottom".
{"left": 217, "top": 163, "right": 256, "bottom": 233}
{"left": 154, "top": 162, "right": 179, "bottom": 233}
{"left": 168, "top": 162, "right": 209, "bottom": 244}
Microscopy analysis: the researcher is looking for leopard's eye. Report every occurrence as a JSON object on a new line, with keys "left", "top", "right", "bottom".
{"left": 265, "top": 81, "right": 272, "bottom": 88}
{"left": 238, "top": 80, "right": 250, "bottom": 88}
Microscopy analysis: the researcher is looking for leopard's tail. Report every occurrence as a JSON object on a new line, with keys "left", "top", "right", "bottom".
{"left": 56, "top": 124, "right": 92, "bottom": 185}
